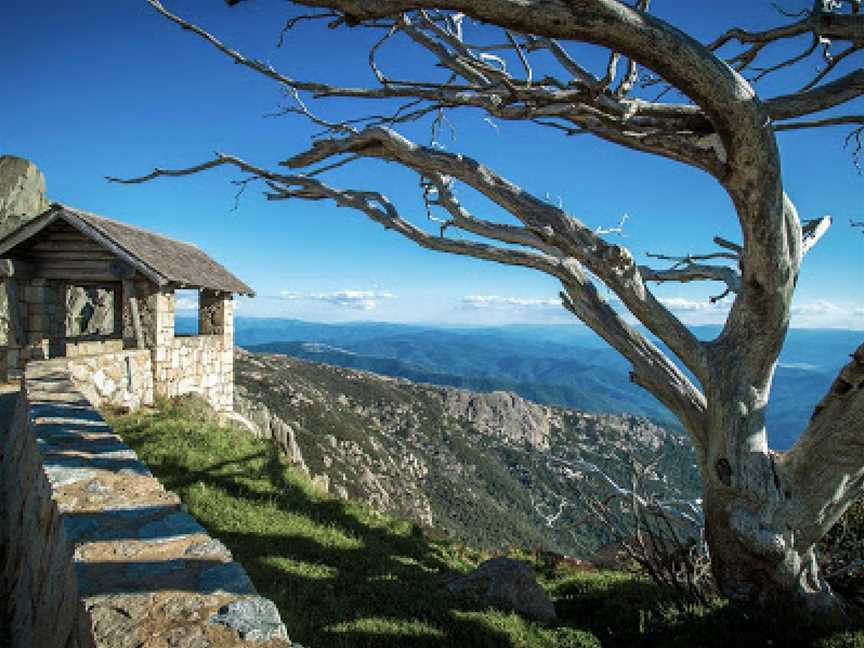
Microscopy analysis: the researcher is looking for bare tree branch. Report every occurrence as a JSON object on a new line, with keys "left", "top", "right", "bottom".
{"left": 766, "top": 69, "right": 864, "bottom": 121}
{"left": 774, "top": 115, "right": 864, "bottom": 131}
{"left": 801, "top": 43, "right": 862, "bottom": 92}
{"left": 542, "top": 452, "right": 704, "bottom": 529}
{"left": 111, "top": 138, "right": 709, "bottom": 446}
{"left": 281, "top": 127, "right": 710, "bottom": 383}
{"left": 781, "top": 342, "right": 864, "bottom": 549}
{"left": 713, "top": 236, "right": 743, "bottom": 254}
{"left": 639, "top": 263, "right": 742, "bottom": 295}
{"left": 594, "top": 213, "right": 629, "bottom": 236}
{"left": 709, "top": 3, "right": 864, "bottom": 87}
{"left": 801, "top": 215, "right": 833, "bottom": 255}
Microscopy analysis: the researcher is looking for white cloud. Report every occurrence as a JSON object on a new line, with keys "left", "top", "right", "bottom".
{"left": 310, "top": 290, "right": 394, "bottom": 310}
{"left": 657, "top": 297, "right": 717, "bottom": 312}
{"left": 652, "top": 296, "right": 731, "bottom": 325}
{"left": 175, "top": 297, "right": 198, "bottom": 312}
{"left": 456, "top": 293, "right": 863, "bottom": 330}
{"left": 790, "top": 300, "right": 843, "bottom": 316}
{"left": 650, "top": 297, "right": 864, "bottom": 329}
{"left": 277, "top": 289, "right": 396, "bottom": 311}
{"left": 790, "top": 300, "right": 864, "bottom": 329}
{"left": 462, "top": 295, "right": 560, "bottom": 309}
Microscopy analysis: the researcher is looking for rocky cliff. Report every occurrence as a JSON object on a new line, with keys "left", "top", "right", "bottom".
{"left": 233, "top": 348, "right": 699, "bottom": 556}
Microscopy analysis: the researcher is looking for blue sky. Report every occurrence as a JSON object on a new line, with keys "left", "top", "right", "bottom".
{"left": 3, "top": 1, "right": 863, "bottom": 327}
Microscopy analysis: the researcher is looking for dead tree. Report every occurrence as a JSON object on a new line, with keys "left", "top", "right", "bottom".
{"left": 115, "top": 0, "right": 864, "bottom": 612}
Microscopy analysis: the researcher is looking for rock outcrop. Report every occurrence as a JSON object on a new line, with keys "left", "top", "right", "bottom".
{"left": 442, "top": 388, "right": 552, "bottom": 450}
{"left": 0, "top": 155, "right": 49, "bottom": 235}
{"left": 233, "top": 391, "right": 308, "bottom": 474}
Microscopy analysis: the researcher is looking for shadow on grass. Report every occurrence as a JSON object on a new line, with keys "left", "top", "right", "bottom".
{"left": 115, "top": 414, "right": 864, "bottom": 648}
{"left": 551, "top": 570, "right": 864, "bottom": 648}
{"left": 117, "top": 423, "right": 539, "bottom": 648}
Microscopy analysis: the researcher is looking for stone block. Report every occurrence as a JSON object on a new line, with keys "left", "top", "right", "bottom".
{"left": 27, "top": 312, "right": 46, "bottom": 331}
{"left": 209, "top": 597, "right": 288, "bottom": 641}
{"left": 24, "top": 284, "right": 50, "bottom": 302}
{"left": 26, "top": 340, "right": 49, "bottom": 360}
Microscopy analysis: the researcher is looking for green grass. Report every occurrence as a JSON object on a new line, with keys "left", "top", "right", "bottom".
{"left": 110, "top": 397, "right": 864, "bottom": 648}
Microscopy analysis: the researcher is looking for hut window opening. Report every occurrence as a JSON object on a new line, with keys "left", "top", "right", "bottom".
{"left": 65, "top": 284, "right": 116, "bottom": 338}
{"left": 175, "top": 288, "right": 200, "bottom": 336}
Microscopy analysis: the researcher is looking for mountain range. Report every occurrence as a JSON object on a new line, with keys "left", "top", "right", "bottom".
{"left": 175, "top": 317, "right": 861, "bottom": 450}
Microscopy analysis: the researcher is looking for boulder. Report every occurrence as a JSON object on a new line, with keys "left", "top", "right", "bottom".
{"left": 591, "top": 541, "right": 630, "bottom": 570}
{"left": 447, "top": 557, "right": 557, "bottom": 623}
{"left": 0, "top": 155, "right": 49, "bottom": 236}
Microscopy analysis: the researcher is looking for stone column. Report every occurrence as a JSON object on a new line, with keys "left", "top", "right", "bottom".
{"left": 153, "top": 288, "right": 176, "bottom": 398}
{"left": 128, "top": 284, "right": 175, "bottom": 398}
{"left": 199, "top": 289, "right": 234, "bottom": 411}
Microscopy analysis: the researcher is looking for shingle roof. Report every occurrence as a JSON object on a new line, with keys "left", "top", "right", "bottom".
{"left": 0, "top": 204, "right": 255, "bottom": 296}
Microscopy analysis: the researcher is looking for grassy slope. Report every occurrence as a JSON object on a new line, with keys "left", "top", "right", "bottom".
{"left": 111, "top": 399, "right": 864, "bottom": 648}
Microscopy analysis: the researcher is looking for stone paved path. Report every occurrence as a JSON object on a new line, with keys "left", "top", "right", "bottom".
{"left": 3, "top": 362, "right": 294, "bottom": 647}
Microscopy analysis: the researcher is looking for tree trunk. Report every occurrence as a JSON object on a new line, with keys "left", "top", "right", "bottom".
{"left": 699, "top": 346, "right": 843, "bottom": 613}
{"left": 703, "top": 485, "right": 837, "bottom": 611}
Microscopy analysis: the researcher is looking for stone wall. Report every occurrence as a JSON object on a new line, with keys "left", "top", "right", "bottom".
{"left": 156, "top": 335, "right": 232, "bottom": 411}
{"left": 0, "top": 384, "right": 92, "bottom": 648}
{"left": 0, "top": 277, "right": 112, "bottom": 374}
{"left": 148, "top": 289, "right": 234, "bottom": 412}
{"left": 66, "top": 349, "right": 154, "bottom": 411}
{"left": 3, "top": 278, "right": 124, "bottom": 379}
{"left": 0, "top": 360, "right": 294, "bottom": 647}
{"left": 65, "top": 339, "right": 123, "bottom": 358}
{"left": 4, "top": 280, "right": 235, "bottom": 412}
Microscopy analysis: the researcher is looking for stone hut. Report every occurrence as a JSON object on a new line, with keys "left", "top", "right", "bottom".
{"left": 0, "top": 202, "right": 254, "bottom": 412}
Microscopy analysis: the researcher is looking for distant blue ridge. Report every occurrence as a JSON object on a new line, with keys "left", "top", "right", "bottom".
{"left": 175, "top": 316, "right": 860, "bottom": 450}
